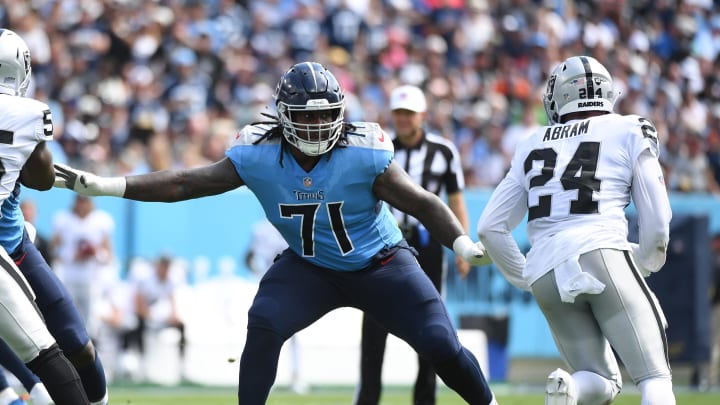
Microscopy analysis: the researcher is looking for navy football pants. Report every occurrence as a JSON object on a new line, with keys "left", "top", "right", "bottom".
{"left": 357, "top": 233, "right": 445, "bottom": 405}
{"left": 0, "top": 230, "right": 107, "bottom": 402}
{"left": 238, "top": 241, "right": 493, "bottom": 404}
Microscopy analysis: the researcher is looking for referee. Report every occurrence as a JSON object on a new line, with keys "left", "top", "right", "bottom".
{"left": 355, "top": 85, "right": 471, "bottom": 405}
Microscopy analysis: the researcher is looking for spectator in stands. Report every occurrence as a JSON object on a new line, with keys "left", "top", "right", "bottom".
{"left": 131, "top": 254, "right": 187, "bottom": 368}
{"left": 1, "top": 0, "right": 718, "bottom": 194}
{"left": 668, "top": 130, "right": 720, "bottom": 194}
{"left": 51, "top": 195, "right": 116, "bottom": 331}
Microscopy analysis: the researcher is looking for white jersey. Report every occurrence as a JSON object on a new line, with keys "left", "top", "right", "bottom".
{"left": 0, "top": 96, "right": 52, "bottom": 201}
{"left": 0, "top": 95, "right": 53, "bottom": 252}
{"left": 0, "top": 94, "right": 56, "bottom": 361}
{"left": 477, "top": 113, "right": 671, "bottom": 288}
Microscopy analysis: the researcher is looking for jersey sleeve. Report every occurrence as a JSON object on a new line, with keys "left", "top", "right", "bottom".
{"left": 346, "top": 122, "right": 394, "bottom": 176}
{"left": 630, "top": 149, "right": 671, "bottom": 275}
{"left": 225, "top": 124, "right": 273, "bottom": 176}
{"left": 22, "top": 99, "right": 53, "bottom": 142}
{"left": 38, "top": 108, "right": 53, "bottom": 142}
{"left": 476, "top": 172, "right": 530, "bottom": 291}
{"left": 375, "top": 126, "right": 394, "bottom": 174}
{"left": 625, "top": 115, "right": 660, "bottom": 162}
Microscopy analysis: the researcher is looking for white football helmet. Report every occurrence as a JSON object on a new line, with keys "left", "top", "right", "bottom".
{"left": 0, "top": 29, "right": 32, "bottom": 97}
{"left": 543, "top": 56, "right": 618, "bottom": 124}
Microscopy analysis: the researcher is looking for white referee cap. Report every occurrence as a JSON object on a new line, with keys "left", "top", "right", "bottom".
{"left": 390, "top": 85, "right": 427, "bottom": 113}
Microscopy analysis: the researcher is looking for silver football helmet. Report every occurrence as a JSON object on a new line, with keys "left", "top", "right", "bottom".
{"left": 543, "top": 56, "right": 618, "bottom": 124}
{"left": 0, "top": 29, "right": 32, "bottom": 97}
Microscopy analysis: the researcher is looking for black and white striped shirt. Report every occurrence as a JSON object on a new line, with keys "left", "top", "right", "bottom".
{"left": 391, "top": 130, "right": 465, "bottom": 229}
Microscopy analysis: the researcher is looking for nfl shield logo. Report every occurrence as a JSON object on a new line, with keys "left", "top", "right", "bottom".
{"left": 303, "top": 177, "right": 312, "bottom": 188}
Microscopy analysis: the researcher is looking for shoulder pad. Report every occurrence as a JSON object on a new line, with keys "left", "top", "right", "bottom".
{"left": 344, "top": 122, "right": 393, "bottom": 152}
{"left": 623, "top": 114, "right": 659, "bottom": 155}
{"left": 229, "top": 123, "right": 277, "bottom": 148}
{"left": 12, "top": 98, "right": 53, "bottom": 140}
{"left": 11, "top": 97, "right": 50, "bottom": 120}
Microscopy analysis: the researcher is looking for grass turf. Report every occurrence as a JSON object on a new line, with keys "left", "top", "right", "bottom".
{"left": 107, "top": 384, "right": 720, "bottom": 404}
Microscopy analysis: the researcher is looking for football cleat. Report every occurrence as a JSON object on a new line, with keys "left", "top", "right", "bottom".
{"left": 545, "top": 368, "right": 577, "bottom": 405}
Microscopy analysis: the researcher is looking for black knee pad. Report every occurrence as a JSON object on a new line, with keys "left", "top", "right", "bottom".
{"left": 66, "top": 340, "right": 95, "bottom": 367}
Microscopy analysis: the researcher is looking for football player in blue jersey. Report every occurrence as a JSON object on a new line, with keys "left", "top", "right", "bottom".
{"left": 54, "top": 61, "right": 498, "bottom": 405}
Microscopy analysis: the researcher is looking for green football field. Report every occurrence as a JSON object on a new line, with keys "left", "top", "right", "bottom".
{"left": 108, "top": 384, "right": 720, "bottom": 404}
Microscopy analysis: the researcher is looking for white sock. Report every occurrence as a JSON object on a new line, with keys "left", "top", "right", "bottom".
{"left": 639, "top": 377, "right": 675, "bottom": 405}
{"left": 572, "top": 370, "right": 619, "bottom": 405}
{"left": 0, "top": 387, "right": 20, "bottom": 405}
{"left": 89, "top": 390, "right": 109, "bottom": 405}
{"left": 30, "top": 383, "right": 54, "bottom": 405}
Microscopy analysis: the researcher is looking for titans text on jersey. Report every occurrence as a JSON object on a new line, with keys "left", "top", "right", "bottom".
{"left": 226, "top": 121, "right": 401, "bottom": 271}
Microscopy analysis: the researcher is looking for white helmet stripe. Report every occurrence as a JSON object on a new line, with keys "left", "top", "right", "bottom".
{"left": 305, "top": 61, "right": 318, "bottom": 93}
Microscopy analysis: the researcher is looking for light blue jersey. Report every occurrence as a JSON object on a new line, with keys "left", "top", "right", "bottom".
{"left": 226, "top": 122, "right": 402, "bottom": 271}
{"left": 0, "top": 189, "right": 24, "bottom": 253}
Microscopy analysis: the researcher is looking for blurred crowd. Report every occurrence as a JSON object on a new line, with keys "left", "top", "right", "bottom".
{"left": 2, "top": 0, "right": 720, "bottom": 192}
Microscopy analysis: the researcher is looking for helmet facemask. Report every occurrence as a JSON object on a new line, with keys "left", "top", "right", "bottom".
{"left": 274, "top": 62, "right": 346, "bottom": 156}
{"left": 18, "top": 48, "right": 32, "bottom": 97}
{"left": 0, "top": 29, "right": 32, "bottom": 97}
{"left": 278, "top": 99, "right": 344, "bottom": 156}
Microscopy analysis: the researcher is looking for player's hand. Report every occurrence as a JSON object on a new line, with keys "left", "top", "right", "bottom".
{"left": 54, "top": 163, "right": 98, "bottom": 195}
{"left": 453, "top": 235, "right": 492, "bottom": 267}
{"left": 54, "top": 163, "right": 78, "bottom": 189}
{"left": 629, "top": 243, "right": 652, "bottom": 277}
{"left": 54, "top": 163, "right": 126, "bottom": 197}
{"left": 455, "top": 256, "right": 472, "bottom": 279}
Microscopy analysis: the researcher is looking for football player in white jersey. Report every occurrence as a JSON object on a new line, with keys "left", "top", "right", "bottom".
{"left": 0, "top": 28, "right": 91, "bottom": 405}
{"left": 477, "top": 55, "right": 674, "bottom": 405}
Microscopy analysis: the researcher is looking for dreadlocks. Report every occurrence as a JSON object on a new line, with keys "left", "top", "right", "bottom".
{"left": 250, "top": 112, "right": 356, "bottom": 167}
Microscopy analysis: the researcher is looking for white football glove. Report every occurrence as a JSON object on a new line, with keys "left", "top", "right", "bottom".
{"left": 630, "top": 242, "right": 662, "bottom": 278}
{"left": 54, "top": 163, "right": 126, "bottom": 197}
{"left": 453, "top": 235, "right": 492, "bottom": 267}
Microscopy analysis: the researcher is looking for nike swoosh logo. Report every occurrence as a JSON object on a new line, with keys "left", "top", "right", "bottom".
{"left": 380, "top": 254, "right": 395, "bottom": 265}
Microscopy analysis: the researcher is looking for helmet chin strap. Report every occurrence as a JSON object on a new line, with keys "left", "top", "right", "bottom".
{"left": 296, "top": 137, "right": 334, "bottom": 156}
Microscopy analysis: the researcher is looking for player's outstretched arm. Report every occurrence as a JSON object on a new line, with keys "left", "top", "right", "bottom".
{"left": 55, "top": 158, "right": 245, "bottom": 202}
{"left": 374, "top": 161, "right": 491, "bottom": 266}
{"left": 630, "top": 150, "right": 672, "bottom": 276}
